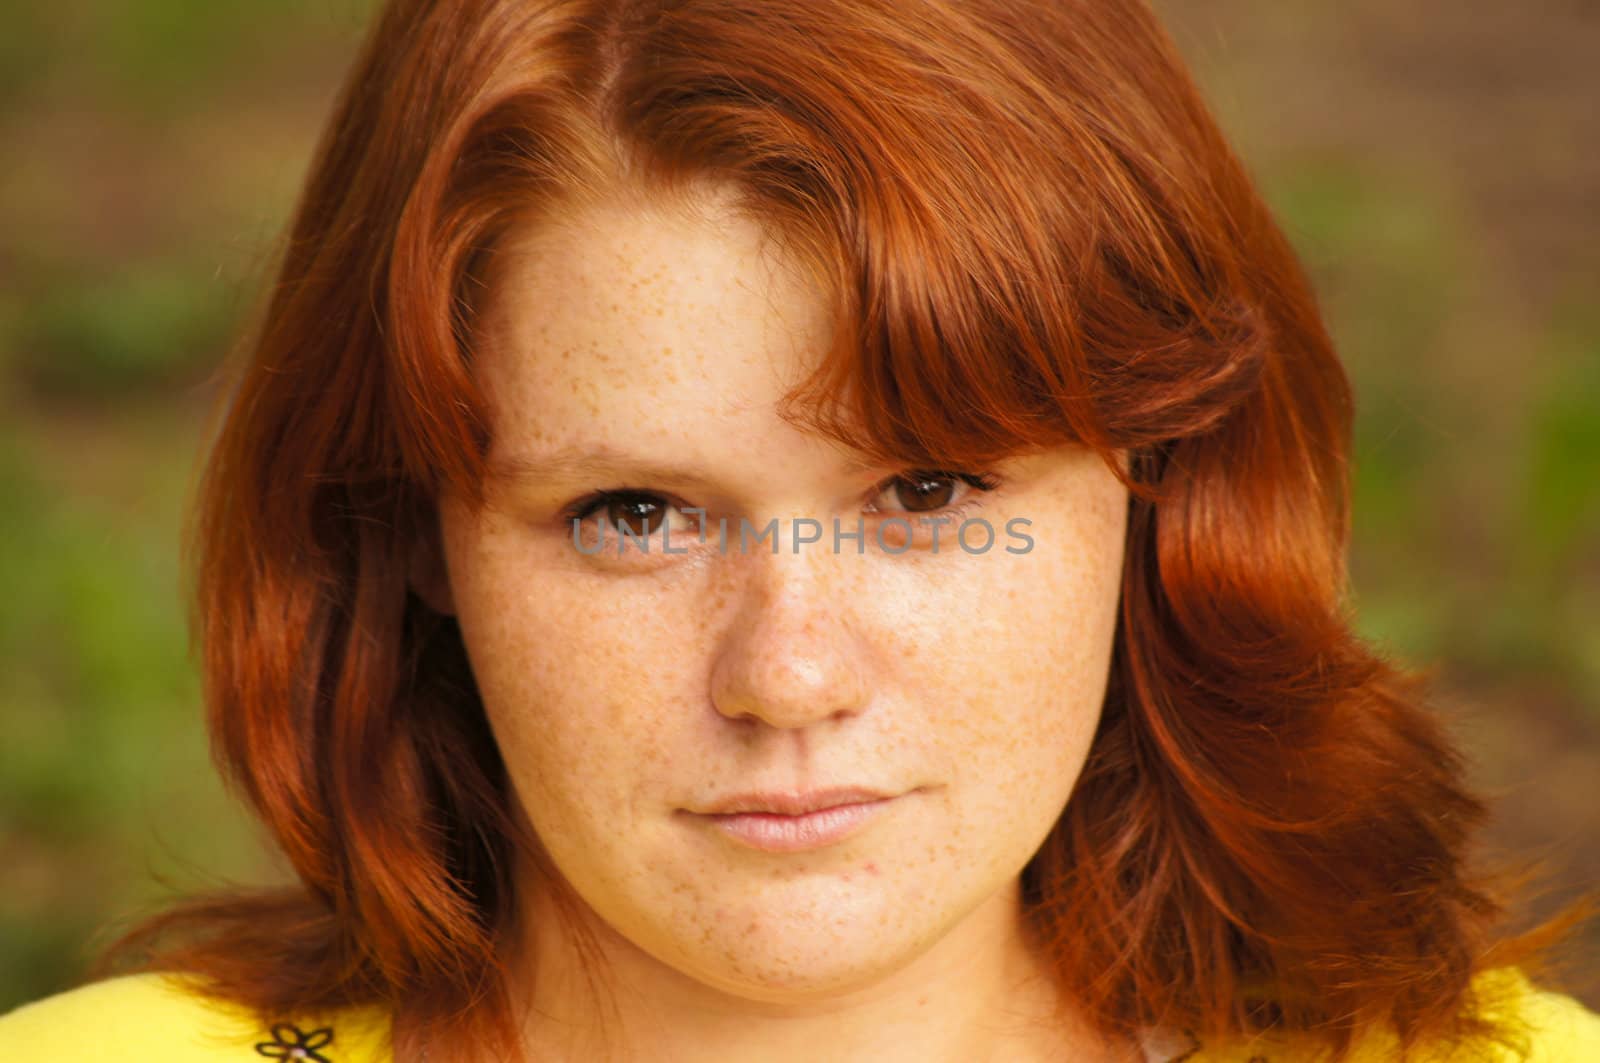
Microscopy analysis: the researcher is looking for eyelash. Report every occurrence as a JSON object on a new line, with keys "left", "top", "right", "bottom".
{"left": 862, "top": 470, "right": 999, "bottom": 523}
{"left": 558, "top": 469, "right": 1002, "bottom": 533}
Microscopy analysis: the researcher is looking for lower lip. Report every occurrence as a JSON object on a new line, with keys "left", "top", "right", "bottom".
{"left": 690, "top": 797, "right": 897, "bottom": 852}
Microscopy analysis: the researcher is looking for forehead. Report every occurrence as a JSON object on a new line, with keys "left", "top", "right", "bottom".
{"left": 473, "top": 185, "right": 835, "bottom": 451}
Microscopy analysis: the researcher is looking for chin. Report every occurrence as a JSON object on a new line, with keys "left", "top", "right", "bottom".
{"left": 653, "top": 897, "right": 944, "bottom": 1003}
{"left": 682, "top": 939, "right": 925, "bottom": 1004}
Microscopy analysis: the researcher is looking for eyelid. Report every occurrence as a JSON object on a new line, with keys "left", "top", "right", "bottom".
{"left": 563, "top": 470, "right": 1001, "bottom": 518}
{"left": 560, "top": 488, "right": 706, "bottom": 532}
{"left": 863, "top": 469, "right": 1002, "bottom": 516}
{"left": 558, "top": 469, "right": 1003, "bottom": 544}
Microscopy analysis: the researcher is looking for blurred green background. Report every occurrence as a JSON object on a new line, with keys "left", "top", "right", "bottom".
{"left": 1, "top": 0, "right": 1595, "bottom": 1013}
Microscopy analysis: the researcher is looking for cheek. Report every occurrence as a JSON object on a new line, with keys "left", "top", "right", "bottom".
{"left": 445, "top": 531, "right": 709, "bottom": 815}
{"left": 896, "top": 512, "right": 1125, "bottom": 800}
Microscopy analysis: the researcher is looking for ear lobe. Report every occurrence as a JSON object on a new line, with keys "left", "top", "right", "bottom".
{"left": 408, "top": 506, "right": 456, "bottom": 617}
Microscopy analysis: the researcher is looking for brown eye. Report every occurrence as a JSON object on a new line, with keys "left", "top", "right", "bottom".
{"left": 604, "top": 492, "right": 668, "bottom": 535}
{"left": 889, "top": 472, "right": 958, "bottom": 513}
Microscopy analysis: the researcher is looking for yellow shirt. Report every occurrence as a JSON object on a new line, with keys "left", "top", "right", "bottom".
{"left": 0, "top": 973, "right": 391, "bottom": 1062}
{"left": 1, "top": 966, "right": 1596, "bottom": 1060}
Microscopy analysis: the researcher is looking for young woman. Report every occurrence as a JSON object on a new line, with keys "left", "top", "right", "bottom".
{"left": 3, "top": 0, "right": 1595, "bottom": 1060}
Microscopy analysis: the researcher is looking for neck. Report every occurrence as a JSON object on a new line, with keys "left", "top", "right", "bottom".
{"left": 502, "top": 862, "right": 1134, "bottom": 1063}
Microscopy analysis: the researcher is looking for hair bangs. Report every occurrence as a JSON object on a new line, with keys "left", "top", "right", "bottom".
{"left": 393, "top": 0, "right": 1273, "bottom": 512}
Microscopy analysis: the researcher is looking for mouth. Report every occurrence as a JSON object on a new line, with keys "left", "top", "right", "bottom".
{"left": 694, "top": 786, "right": 894, "bottom": 816}
{"left": 681, "top": 788, "right": 908, "bottom": 853}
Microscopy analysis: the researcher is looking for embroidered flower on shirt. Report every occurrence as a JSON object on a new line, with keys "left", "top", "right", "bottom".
{"left": 254, "top": 1022, "right": 335, "bottom": 1062}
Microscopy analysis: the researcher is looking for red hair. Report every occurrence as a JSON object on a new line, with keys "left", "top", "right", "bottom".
{"left": 99, "top": 0, "right": 1567, "bottom": 1059}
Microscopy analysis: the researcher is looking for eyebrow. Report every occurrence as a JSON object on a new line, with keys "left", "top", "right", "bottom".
{"left": 487, "top": 446, "right": 727, "bottom": 490}
{"left": 487, "top": 442, "right": 894, "bottom": 495}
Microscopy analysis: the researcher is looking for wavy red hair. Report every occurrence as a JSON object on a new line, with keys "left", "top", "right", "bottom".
{"left": 99, "top": 0, "right": 1566, "bottom": 1059}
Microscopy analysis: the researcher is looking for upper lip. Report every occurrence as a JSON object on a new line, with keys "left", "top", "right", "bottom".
{"left": 694, "top": 787, "right": 896, "bottom": 816}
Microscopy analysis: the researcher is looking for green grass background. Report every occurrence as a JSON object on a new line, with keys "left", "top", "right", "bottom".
{"left": 2, "top": 0, "right": 1595, "bottom": 1011}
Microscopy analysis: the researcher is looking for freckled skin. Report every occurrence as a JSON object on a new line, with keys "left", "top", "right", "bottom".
{"left": 426, "top": 182, "right": 1134, "bottom": 1062}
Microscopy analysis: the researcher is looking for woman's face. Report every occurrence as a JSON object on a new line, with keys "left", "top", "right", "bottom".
{"left": 431, "top": 182, "right": 1129, "bottom": 1001}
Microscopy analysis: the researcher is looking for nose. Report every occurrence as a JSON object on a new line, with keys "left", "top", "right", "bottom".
{"left": 709, "top": 547, "right": 872, "bottom": 729}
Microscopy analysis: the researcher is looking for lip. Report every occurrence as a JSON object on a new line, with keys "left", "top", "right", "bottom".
{"left": 682, "top": 787, "right": 906, "bottom": 853}
{"left": 695, "top": 786, "right": 893, "bottom": 816}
